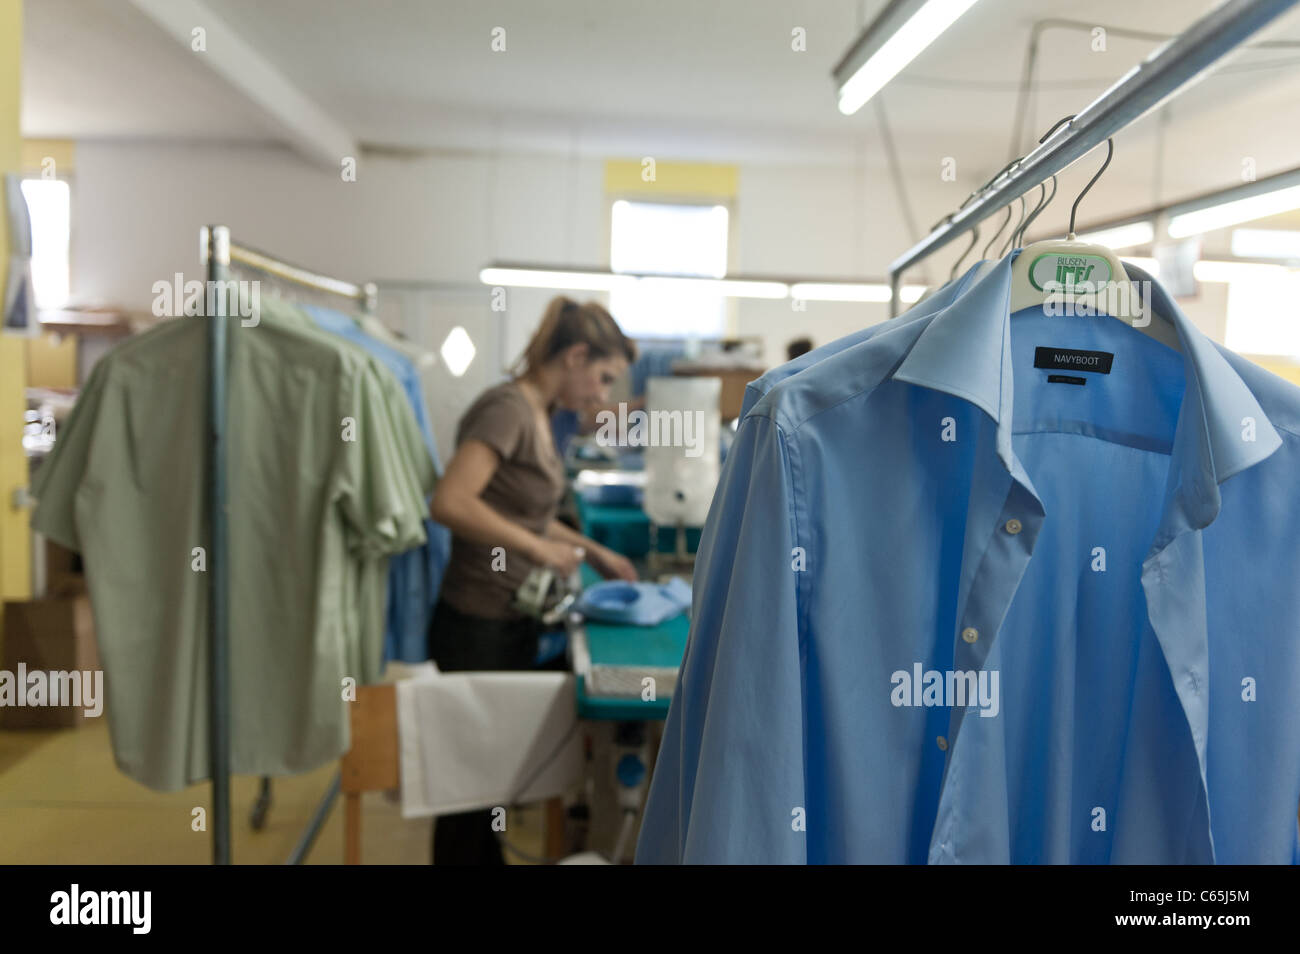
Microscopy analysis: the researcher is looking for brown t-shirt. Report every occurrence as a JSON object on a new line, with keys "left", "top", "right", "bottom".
{"left": 438, "top": 381, "right": 567, "bottom": 619}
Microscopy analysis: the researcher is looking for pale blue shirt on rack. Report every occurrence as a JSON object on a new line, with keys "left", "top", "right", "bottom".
{"left": 635, "top": 251, "right": 1300, "bottom": 864}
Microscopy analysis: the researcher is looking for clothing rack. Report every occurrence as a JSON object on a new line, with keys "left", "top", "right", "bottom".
{"left": 199, "top": 225, "right": 377, "bottom": 865}
{"left": 887, "top": 0, "right": 1299, "bottom": 316}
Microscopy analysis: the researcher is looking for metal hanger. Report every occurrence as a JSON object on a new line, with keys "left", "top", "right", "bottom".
{"left": 1033, "top": 114, "right": 1114, "bottom": 239}
{"left": 1013, "top": 176, "right": 1057, "bottom": 248}
{"left": 1069, "top": 138, "right": 1113, "bottom": 237}
{"left": 999, "top": 194, "right": 1027, "bottom": 257}
{"left": 950, "top": 224, "right": 980, "bottom": 280}
{"left": 1009, "top": 117, "right": 1181, "bottom": 349}
{"left": 982, "top": 204, "right": 1013, "bottom": 259}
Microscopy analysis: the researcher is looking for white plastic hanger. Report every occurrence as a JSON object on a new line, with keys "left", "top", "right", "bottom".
{"left": 1009, "top": 118, "right": 1181, "bottom": 352}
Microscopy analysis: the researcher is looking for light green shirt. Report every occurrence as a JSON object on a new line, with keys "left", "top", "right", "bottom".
{"left": 32, "top": 299, "right": 433, "bottom": 791}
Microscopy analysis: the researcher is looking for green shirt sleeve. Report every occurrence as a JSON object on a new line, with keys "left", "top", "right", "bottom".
{"left": 335, "top": 360, "right": 428, "bottom": 558}
{"left": 30, "top": 360, "right": 111, "bottom": 552}
{"left": 366, "top": 354, "right": 437, "bottom": 499}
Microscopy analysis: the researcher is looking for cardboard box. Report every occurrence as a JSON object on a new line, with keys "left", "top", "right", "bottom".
{"left": 1, "top": 593, "right": 103, "bottom": 729}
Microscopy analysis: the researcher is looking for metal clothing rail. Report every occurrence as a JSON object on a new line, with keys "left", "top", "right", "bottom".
{"left": 199, "top": 225, "right": 373, "bottom": 864}
{"left": 887, "top": 0, "right": 1300, "bottom": 315}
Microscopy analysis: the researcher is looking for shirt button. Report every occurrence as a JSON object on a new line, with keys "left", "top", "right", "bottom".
{"left": 1004, "top": 518, "right": 1022, "bottom": 534}
{"left": 961, "top": 627, "right": 979, "bottom": 643}
{"left": 937, "top": 736, "right": 948, "bottom": 751}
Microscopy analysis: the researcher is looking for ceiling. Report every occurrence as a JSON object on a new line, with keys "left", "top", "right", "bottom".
{"left": 21, "top": 0, "right": 1300, "bottom": 220}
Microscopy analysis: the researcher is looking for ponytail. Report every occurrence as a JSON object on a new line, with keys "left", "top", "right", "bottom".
{"left": 511, "top": 296, "right": 636, "bottom": 376}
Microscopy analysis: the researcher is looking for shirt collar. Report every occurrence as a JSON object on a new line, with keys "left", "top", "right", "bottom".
{"left": 892, "top": 250, "right": 1282, "bottom": 536}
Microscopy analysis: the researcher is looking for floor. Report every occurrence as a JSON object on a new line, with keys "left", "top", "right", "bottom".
{"left": 0, "top": 720, "right": 547, "bottom": 864}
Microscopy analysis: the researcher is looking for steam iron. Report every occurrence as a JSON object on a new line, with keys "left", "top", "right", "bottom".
{"left": 513, "top": 566, "right": 578, "bottom": 626}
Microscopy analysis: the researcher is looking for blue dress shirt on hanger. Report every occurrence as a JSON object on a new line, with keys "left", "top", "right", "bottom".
{"left": 738, "top": 259, "right": 994, "bottom": 419}
{"left": 635, "top": 252, "right": 1300, "bottom": 864}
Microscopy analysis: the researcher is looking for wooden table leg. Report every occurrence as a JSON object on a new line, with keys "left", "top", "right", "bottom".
{"left": 345, "top": 792, "right": 361, "bottom": 865}
{"left": 545, "top": 796, "right": 567, "bottom": 861}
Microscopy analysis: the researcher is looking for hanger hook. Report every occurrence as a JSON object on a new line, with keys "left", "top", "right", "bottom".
{"left": 1037, "top": 114, "right": 1113, "bottom": 238}
{"left": 951, "top": 224, "right": 980, "bottom": 279}
{"left": 999, "top": 194, "right": 1027, "bottom": 257}
{"left": 982, "top": 204, "right": 1013, "bottom": 259}
{"left": 938, "top": 151, "right": 1030, "bottom": 278}
{"left": 1070, "top": 137, "right": 1113, "bottom": 236}
{"left": 1039, "top": 114, "right": 1075, "bottom": 143}
{"left": 1015, "top": 176, "right": 1057, "bottom": 247}
{"left": 1012, "top": 182, "right": 1046, "bottom": 249}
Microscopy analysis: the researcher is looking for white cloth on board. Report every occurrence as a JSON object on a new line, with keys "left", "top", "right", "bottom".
{"left": 395, "top": 668, "right": 583, "bottom": 818}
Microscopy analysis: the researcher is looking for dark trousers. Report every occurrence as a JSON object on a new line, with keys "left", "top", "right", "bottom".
{"left": 427, "top": 598, "right": 544, "bottom": 865}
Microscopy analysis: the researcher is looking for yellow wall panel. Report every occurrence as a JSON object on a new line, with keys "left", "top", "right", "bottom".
{"left": 604, "top": 159, "right": 737, "bottom": 198}
{"left": 1, "top": 0, "right": 31, "bottom": 606}
{"left": 21, "top": 138, "right": 75, "bottom": 176}
{"left": 26, "top": 332, "right": 77, "bottom": 389}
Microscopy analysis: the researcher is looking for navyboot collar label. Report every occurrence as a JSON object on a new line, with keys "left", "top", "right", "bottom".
{"left": 1033, "top": 347, "right": 1113, "bottom": 374}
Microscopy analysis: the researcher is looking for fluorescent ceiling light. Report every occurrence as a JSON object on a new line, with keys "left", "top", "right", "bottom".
{"left": 791, "top": 282, "right": 926, "bottom": 303}
{"left": 791, "top": 282, "right": 889, "bottom": 302}
{"left": 1076, "top": 222, "right": 1155, "bottom": 250}
{"left": 479, "top": 267, "right": 634, "bottom": 292}
{"left": 1231, "top": 228, "right": 1300, "bottom": 259}
{"left": 1193, "top": 260, "right": 1287, "bottom": 283}
{"left": 1167, "top": 183, "right": 1300, "bottom": 238}
{"left": 481, "top": 267, "right": 785, "bottom": 299}
{"left": 836, "top": 0, "right": 983, "bottom": 115}
{"left": 483, "top": 267, "right": 922, "bottom": 303}
{"left": 1121, "top": 258, "right": 1294, "bottom": 283}
{"left": 637, "top": 276, "right": 788, "bottom": 298}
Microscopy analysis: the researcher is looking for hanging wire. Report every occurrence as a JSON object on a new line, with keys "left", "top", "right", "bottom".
{"left": 1068, "top": 138, "right": 1114, "bottom": 236}
{"left": 982, "top": 204, "right": 1013, "bottom": 259}
{"left": 1035, "top": 113, "right": 1116, "bottom": 237}
{"left": 1015, "top": 176, "right": 1058, "bottom": 247}
{"left": 999, "top": 195, "right": 1027, "bottom": 256}
{"left": 1012, "top": 183, "right": 1047, "bottom": 249}
{"left": 950, "top": 224, "right": 980, "bottom": 279}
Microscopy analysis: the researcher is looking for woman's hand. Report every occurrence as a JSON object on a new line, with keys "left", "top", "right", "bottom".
{"left": 588, "top": 545, "right": 638, "bottom": 582}
{"left": 532, "top": 538, "right": 585, "bottom": 577}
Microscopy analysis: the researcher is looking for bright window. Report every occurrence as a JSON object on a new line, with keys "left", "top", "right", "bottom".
{"left": 20, "top": 178, "right": 71, "bottom": 309}
{"left": 1223, "top": 268, "right": 1300, "bottom": 357}
{"left": 609, "top": 200, "right": 728, "bottom": 337}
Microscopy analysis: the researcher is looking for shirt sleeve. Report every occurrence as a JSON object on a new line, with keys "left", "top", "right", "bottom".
{"left": 634, "top": 411, "right": 808, "bottom": 864}
{"left": 30, "top": 361, "right": 111, "bottom": 552}
{"left": 457, "top": 387, "right": 526, "bottom": 462}
{"left": 367, "top": 355, "right": 437, "bottom": 498}
{"left": 336, "top": 362, "right": 429, "bottom": 558}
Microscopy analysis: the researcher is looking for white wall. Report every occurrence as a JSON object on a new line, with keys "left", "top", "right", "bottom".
{"left": 70, "top": 139, "right": 957, "bottom": 454}
{"left": 68, "top": 139, "right": 1251, "bottom": 460}
{"left": 70, "top": 140, "right": 940, "bottom": 353}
